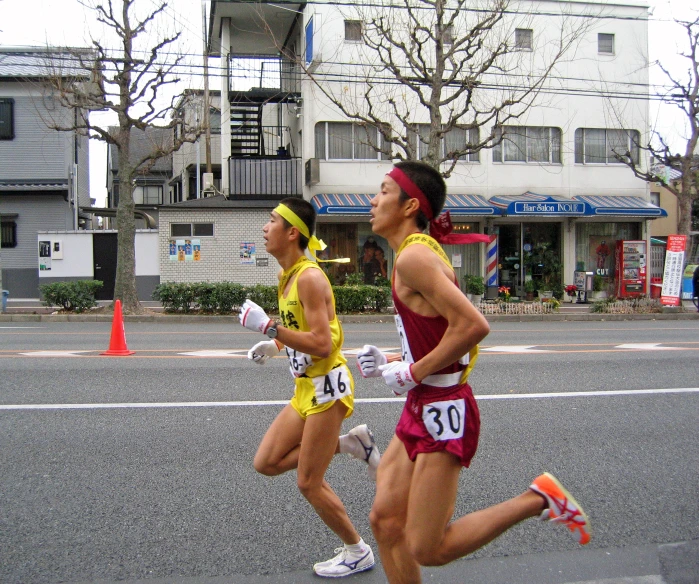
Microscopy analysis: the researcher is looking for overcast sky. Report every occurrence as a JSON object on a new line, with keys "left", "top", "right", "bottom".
{"left": 0, "top": 0, "right": 696, "bottom": 206}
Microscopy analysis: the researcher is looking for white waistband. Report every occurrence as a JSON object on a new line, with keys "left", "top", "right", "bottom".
{"left": 421, "top": 370, "right": 462, "bottom": 388}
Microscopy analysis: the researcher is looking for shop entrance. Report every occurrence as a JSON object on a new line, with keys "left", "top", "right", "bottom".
{"left": 497, "top": 223, "right": 562, "bottom": 297}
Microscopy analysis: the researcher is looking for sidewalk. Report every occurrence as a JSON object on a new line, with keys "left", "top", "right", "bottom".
{"left": 2, "top": 298, "right": 698, "bottom": 322}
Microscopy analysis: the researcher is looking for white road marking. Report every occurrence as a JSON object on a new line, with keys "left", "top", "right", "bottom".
{"left": 18, "top": 350, "right": 93, "bottom": 357}
{"left": 481, "top": 345, "right": 552, "bottom": 353}
{"left": 178, "top": 350, "right": 248, "bottom": 357}
{"left": 615, "top": 343, "right": 678, "bottom": 350}
{"left": 1, "top": 388, "right": 696, "bottom": 411}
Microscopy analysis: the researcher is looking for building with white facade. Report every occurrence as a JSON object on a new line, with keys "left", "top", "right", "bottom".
{"left": 204, "top": 0, "right": 664, "bottom": 296}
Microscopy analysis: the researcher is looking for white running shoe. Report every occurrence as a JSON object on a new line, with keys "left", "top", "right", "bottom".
{"left": 347, "top": 424, "right": 381, "bottom": 481}
{"left": 313, "top": 545, "right": 375, "bottom": 578}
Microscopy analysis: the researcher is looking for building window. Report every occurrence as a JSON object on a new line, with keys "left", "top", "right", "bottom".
{"left": 1, "top": 219, "right": 17, "bottom": 248}
{"left": 315, "top": 122, "right": 389, "bottom": 160}
{"left": 438, "top": 24, "right": 454, "bottom": 46}
{"left": 493, "top": 126, "right": 561, "bottom": 163}
{"left": 598, "top": 33, "right": 614, "bottom": 54}
{"left": 515, "top": 28, "right": 533, "bottom": 50}
{"left": 412, "top": 124, "right": 479, "bottom": 162}
{"left": 210, "top": 108, "right": 221, "bottom": 134}
{"left": 133, "top": 185, "right": 163, "bottom": 205}
{"left": 574, "top": 128, "right": 640, "bottom": 164}
{"left": 0, "top": 98, "right": 14, "bottom": 140}
{"left": 170, "top": 223, "right": 214, "bottom": 237}
{"left": 650, "top": 192, "right": 660, "bottom": 207}
{"left": 345, "top": 20, "right": 363, "bottom": 42}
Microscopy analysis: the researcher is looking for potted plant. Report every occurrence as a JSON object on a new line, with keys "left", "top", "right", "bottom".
{"left": 462, "top": 274, "right": 473, "bottom": 300}
{"left": 592, "top": 274, "right": 607, "bottom": 299}
{"left": 565, "top": 284, "right": 578, "bottom": 302}
{"left": 524, "top": 279, "right": 536, "bottom": 301}
{"left": 498, "top": 285, "right": 511, "bottom": 302}
{"left": 468, "top": 275, "right": 485, "bottom": 304}
{"left": 537, "top": 280, "right": 553, "bottom": 300}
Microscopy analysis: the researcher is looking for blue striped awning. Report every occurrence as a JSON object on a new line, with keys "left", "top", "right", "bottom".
{"left": 311, "top": 193, "right": 500, "bottom": 216}
{"left": 572, "top": 195, "right": 667, "bottom": 218}
{"left": 489, "top": 192, "right": 586, "bottom": 216}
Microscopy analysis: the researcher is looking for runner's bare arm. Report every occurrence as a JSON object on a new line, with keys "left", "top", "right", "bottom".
{"left": 395, "top": 244, "right": 489, "bottom": 382}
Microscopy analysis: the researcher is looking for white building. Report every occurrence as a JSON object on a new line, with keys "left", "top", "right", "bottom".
{"left": 204, "top": 0, "right": 664, "bottom": 296}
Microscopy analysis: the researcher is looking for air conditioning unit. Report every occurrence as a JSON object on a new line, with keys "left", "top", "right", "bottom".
{"left": 305, "top": 158, "right": 320, "bottom": 186}
{"left": 203, "top": 173, "right": 215, "bottom": 191}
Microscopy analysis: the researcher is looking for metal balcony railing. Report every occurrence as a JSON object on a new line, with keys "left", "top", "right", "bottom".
{"left": 229, "top": 156, "right": 302, "bottom": 197}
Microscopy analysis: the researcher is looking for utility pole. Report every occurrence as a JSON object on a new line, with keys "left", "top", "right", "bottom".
{"left": 202, "top": 1, "right": 212, "bottom": 174}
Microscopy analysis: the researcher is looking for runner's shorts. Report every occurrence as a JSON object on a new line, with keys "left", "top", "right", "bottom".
{"left": 290, "top": 364, "right": 354, "bottom": 420}
{"left": 396, "top": 383, "right": 480, "bottom": 467}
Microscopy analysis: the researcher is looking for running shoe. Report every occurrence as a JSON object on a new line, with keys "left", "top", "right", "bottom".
{"left": 347, "top": 424, "right": 381, "bottom": 481}
{"left": 530, "top": 472, "right": 591, "bottom": 545}
{"left": 313, "top": 545, "right": 375, "bottom": 578}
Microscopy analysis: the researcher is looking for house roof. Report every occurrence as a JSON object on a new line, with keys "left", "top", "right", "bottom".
{"left": 160, "top": 195, "right": 281, "bottom": 209}
{"left": 0, "top": 47, "right": 92, "bottom": 80}
{"left": 108, "top": 126, "right": 173, "bottom": 173}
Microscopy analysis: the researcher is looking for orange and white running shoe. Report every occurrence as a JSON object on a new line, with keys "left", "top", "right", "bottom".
{"left": 530, "top": 472, "right": 591, "bottom": 545}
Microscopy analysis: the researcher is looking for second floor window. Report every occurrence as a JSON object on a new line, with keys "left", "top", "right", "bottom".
{"left": 412, "top": 124, "right": 480, "bottom": 162}
{"left": 133, "top": 185, "right": 163, "bottom": 205}
{"left": 515, "top": 28, "right": 533, "bottom": 50}
{"left": 315, "top": 122, "right": 388, "bottom": 160}
{"left": 598, "top": 33, "right": 614, "bottom": 54}
{"left": 492, "top": 126, "right": 561, "bottom": 164}
{"left": 574, "top": 128, "right": 640, "bottom": 164}
{"left": 345, "top": 20, "right": 363, "bottom": 42}
{"left": 0, "top": 98, "right": 14, "bottom": 140}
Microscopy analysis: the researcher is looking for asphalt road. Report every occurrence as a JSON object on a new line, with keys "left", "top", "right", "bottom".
{"left": 0, "top": 320, "right": 698, "bottom": 584}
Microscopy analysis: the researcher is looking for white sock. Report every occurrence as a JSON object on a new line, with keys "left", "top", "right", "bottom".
{"left": 338, "top": 433, "right": 363, "bottom": 459}
{"left": 345, "top": 538, "right": 367, "bottom": 553}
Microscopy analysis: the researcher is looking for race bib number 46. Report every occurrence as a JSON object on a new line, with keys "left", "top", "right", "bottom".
{"left": 312, "top": 365, "right": 352, "bottom": 405}
{"left": 422, "top": 398, "right": 466, "bottom": 442}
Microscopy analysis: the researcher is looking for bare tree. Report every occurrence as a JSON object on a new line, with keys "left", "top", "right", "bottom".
{"left": 42, "top": 0, "right": 203, "bottom": 314}
{"left": 613, "top": 15, "right": 699, "bottom": 237}
{"left": 272, "top": 0, "right": 593, "bottom": 176}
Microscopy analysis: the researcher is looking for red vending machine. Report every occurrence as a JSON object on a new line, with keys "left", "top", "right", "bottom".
{"left": 615, "top": 240, "right": 647, "bottom": 298}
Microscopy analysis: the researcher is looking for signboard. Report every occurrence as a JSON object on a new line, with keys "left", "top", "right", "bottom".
{"left": 660, "top": 235, "right": 687, "bottom": 306}
{"left": 513, "top": 201, "right": 585, "bottom": 215}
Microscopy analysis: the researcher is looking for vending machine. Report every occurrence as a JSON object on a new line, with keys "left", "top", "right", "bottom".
{"left": 615, "top": 240, "right": 647, "bottom": 298}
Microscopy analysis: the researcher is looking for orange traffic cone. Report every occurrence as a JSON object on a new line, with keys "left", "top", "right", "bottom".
{"left": 101, "top": 299, "right": 135, "bottom": 356}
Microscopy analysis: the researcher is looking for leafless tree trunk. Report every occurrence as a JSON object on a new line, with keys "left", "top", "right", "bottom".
{"left": 41, "top": 0, "right": 203, "bottom": 313}
{"left": 268, "top": 0, "right": 593, "bottom": 176}
{"left": 613, "top": 15, "right": 699, "bottom": 237}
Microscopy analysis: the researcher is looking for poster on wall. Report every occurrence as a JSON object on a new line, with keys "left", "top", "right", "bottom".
{"left": 193, "top": 239, "right": 201, "bottom": 261}
{"left": 39, "top": 240, "right": 52, "bottom": 271}
{"left": 176, "top": 239, "right": 186, "bottom": 261}
{"left": 358, "top": 235, "right": 389, "bottom": 284}
{"left": 589, "top": 236, "right": 612, "bottom": 277}
{"left": 169, "top": 240, "right": 177, "bottom": 261}
{"left": 185, "top": 239, "right": 193, "bottom": 261}
{"left": 240, "top": 242, "right": 256, "bottom": 265}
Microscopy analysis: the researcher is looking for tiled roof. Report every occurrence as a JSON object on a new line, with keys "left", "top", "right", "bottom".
{"left": 0, "top": 47, "right": 92, "bottom": 79}
{"left": 0, "top": 179, "right": 69, "bottom": 192}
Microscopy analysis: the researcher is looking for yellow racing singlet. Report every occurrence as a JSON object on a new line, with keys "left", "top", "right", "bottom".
{"left": 278, "top": 257, "right": 347, "bottom": 377}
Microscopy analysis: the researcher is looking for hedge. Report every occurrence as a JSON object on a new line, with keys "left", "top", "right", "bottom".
{"left": 39, "top": 280, "right": 103, "bottom": 313}
{"left": 152, "top": 281, "right": 392, "bottom": 314}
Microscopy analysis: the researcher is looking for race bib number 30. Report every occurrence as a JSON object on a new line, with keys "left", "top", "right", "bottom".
{"left": 422, "top": 398, "right": 466, "bottom": 442}
{"left": 312, "top": 366, "right": 352, "bottom": 405}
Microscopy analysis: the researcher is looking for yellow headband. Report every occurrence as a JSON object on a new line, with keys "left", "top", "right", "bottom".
{"left": 274, "top": 204, "right": 349, "bottom": 263}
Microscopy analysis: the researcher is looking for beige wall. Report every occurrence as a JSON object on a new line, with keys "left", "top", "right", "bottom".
{"left": 650, "top": 184, "right": 679, "bottom": 237}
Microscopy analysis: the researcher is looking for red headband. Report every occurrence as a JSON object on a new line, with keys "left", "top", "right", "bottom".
{"left": 386, "top": 166, "right": 495, "bottom": 246}
{"left": 387, "top": 167, "right": 434, "bottom": 221}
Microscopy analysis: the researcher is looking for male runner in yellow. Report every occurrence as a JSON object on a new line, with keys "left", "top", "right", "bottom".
{"left": 239, "top": 197, "right": 379, "bottom": 578}
{"left": 357, "top": 161, "right": 591, "bottom": 583}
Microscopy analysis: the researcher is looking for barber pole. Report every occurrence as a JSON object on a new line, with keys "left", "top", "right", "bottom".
{"left": 486, "top": 235, "right": 498, "bottom": 287}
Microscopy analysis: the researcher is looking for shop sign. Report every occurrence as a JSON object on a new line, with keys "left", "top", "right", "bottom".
{"left": 513, "top": 202, "right": 585, "bottom": 215}
{"left": 660, "top": 235, "right": 687, "bottom": 306}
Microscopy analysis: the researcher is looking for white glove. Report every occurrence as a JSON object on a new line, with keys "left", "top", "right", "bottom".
{"left": 239, "top": 299, "right": 273, "bottom": 334}
{"left": 248, "top": 339, "right": 281, "bottom": 365}
{"left": 378, "top": 362, "right": 418, "bottom": 395}
{"left": 356, "top": 344, "right": 387, "bottom": 378}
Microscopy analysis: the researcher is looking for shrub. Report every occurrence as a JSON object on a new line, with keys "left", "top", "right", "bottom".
{"left": 333, "top": 285, "right": 391, "bottom": 313}
{"left": 152, "top": 282, "right": 198, "bottom": 313}
{"left": 243, "top": 284, "right": 278, "bottom": 313}
{"left": 39, "top": 280, "right": 103, "bottom": 313}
